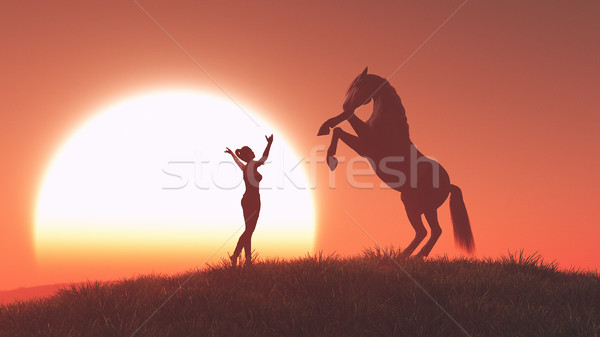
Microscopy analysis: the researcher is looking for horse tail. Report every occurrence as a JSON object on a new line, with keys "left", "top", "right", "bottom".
{"left": 449, "top": 184, "right": 475, "bottom": 254}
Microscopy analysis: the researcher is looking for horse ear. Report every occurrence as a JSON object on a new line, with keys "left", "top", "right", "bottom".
{"left": 362, "top": 67, "right": 368, "bottom": 76}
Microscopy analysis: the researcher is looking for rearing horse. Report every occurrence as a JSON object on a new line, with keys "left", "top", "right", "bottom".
{"left": 318, "top": 67, "right": 474, "bottom": 257}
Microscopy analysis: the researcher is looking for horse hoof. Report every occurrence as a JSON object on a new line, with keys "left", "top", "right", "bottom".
{"left": 327, "top": 156, "right": 338, "bottom": 171}
{"left": 317, "top": 124, "right": 331, "bottom": 136}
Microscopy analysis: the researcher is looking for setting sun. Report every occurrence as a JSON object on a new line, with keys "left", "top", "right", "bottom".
{"left": 35, "top": 91, "right": 315, "bottom": 281}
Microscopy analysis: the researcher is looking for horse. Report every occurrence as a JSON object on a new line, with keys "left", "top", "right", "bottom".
{"left": 318, "top": 67, "right": 474, "bottom": 257}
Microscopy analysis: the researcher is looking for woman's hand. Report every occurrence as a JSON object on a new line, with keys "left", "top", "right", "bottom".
{"left": 265, "top": 134, "right": 274, "bottom": 144}
{"left": 225, "top": 147, "right": 234, "bottom": 155}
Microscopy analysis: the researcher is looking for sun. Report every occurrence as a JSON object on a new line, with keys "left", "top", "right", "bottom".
{"left": 35, "top": 91, "right": 315, "bottom": 281}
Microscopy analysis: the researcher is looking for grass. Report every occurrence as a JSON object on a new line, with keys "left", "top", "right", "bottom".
{"left": 1, "top": 249, "right": 599, "bottom": 336}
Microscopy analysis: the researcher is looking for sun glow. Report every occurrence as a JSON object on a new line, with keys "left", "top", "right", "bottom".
{"left": 35, "top": 91, "right": 315, "bottom": 280}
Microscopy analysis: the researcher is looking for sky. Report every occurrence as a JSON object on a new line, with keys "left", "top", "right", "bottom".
{"left": 1, "top": 1, "right": 599, "bottom": 290}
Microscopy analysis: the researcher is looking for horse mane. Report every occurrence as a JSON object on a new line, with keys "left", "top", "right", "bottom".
{"left": 345, "top": 76, "right": 362, "bottom": 96}
{"left": 367, "top": 75, "right": 410, "bottom": 143}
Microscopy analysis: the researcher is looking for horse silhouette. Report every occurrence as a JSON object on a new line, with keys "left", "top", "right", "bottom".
{"left": 318, "top": 67, "right": 474, "bottom": 257}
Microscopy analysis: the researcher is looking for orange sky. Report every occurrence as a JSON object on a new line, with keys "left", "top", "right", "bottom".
{"left": 1, "top": 1, "right": 599, "bottom": 290}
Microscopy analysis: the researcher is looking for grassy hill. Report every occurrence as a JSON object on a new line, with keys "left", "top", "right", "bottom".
{"left": 1, "top": 249, "right": 598, "bottom": 336}
{"left": 0, "top": 283, "right": 67, "bottom": 305}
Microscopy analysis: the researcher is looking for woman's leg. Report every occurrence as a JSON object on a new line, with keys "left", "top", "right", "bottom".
{"left": 242, "top": 198, "right": 260, "bottom": 262}
{"left": 233, "top": 196, "right": 260, "bottom": 261}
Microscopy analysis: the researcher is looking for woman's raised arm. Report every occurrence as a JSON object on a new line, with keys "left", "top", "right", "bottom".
{"left": 256, "top": 134, "right": 273, "bottom": 166}
{"left": 225, "top": 147, "right": 245, "bottom": 170}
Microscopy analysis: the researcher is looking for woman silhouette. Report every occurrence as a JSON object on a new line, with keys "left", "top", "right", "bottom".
{"left": 225, "top": 134, "right": 273, "bottom": 266}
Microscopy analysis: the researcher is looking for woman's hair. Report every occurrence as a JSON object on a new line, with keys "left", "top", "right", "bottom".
{"left": 235, "top": 146, "right": 253, "bottom": 162}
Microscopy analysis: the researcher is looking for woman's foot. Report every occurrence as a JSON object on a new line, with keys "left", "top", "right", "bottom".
{"left": 229, "top": 253, "right": 238, "bottom": 267}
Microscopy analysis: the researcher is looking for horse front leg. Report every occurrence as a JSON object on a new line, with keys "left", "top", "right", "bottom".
{"left": 326, "top": 127, "right": 364, "bottom": 171}
{"left": 317, "top": 110, "right": 356, "bottom": 136}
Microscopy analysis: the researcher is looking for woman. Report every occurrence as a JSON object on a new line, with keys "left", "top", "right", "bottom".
{"left": 225, "top": 134, "right": 273, "bottom": 266}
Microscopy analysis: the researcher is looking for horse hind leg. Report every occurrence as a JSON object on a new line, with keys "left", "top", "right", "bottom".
{"left": 401, "top": 205, "right": 427, "bottom": 257}
{"left": 416, "top": 209, "right": 442, "bottom": 258}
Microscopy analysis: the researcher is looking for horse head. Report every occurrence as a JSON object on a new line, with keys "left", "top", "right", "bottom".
{"left": 342, "top": 67, "right": 387, "bottom": 112}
